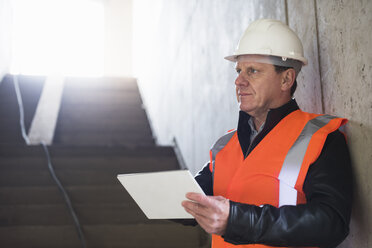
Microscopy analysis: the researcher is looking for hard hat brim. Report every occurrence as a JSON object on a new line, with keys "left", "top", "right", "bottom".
{"left": 224, "top": 53, "right": 308, "bottom": 66}
{"left": 224, "top": 55, "right": 238, "bottom": 62}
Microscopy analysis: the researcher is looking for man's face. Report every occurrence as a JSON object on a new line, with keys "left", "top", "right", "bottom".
{"left": 235, "top": 59, "right": 283, "bottom": 117}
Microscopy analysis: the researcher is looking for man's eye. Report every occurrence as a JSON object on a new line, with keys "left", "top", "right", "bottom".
{"left": 236, "top": 69, "right": 241, "bottom": 74}
{"left": 248, "top": 68, "right": 258, "bottom": 74}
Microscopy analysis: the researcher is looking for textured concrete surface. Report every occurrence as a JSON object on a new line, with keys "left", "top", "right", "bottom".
{"left": 0, "top": 0, "right": 12, "bottom": 80}
{"left": 287, "top": 0, "right": 323, "bottom": 114}
{"left": 316, "top": 1, "right": 372, "bottom": 247}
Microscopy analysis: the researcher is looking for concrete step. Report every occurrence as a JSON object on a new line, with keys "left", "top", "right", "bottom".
{"left": 53, "top": 128, "right": 153, "bottom": 137}
{"left": 0, "top": 185, "right": 131, "bottom": 205}
{"left": 0, "top": 155, "right": 178, "bottom": 170}
{"left": 0, "top": 203, "right": 163, "bottom": 225}
{"left": 0, "top": 167, "right": 181, "bottom": 187}
{"left": 0, "top": 104, "right": 22, "bottom": 113}
{"left": 53, "top": 113, "right": 152, "bottom": 128}
{"left": 0, "top": 224, "right": 205, "bottom": 248}
{"left": 0, "top": 132, "right": 23, "bottom": 144}
{"left": 0, "top": 136, "right": 154, "bottom": 147}
{"left": 0, "top": 157, "right": 179, "bottom": 173}
{"left": 0, "top": 121, "right": 29, "bottom": 136}
{"left": 60, "top": 91, "right": 143, "bottom": 105}
{"left": 0, "top": 146, "right": 177, "bottom": 170}
{"left": 53, "top": 135, "right": 154, "bottom": 146}
{"left": 56, "top": 106, "right": 150, "bottom": 119}
{"left": 63, "top": 77, "right": 138, "bottom": 90}
{"left": 0, "top": 116, "right": 151, "bottom": 131}
{"left": 0, "top": 145, "right": 175, "bottom": 157}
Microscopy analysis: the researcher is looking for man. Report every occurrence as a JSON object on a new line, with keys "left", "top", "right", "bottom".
{"left": 181, "top": 19, "right": 352, "bottom": 247}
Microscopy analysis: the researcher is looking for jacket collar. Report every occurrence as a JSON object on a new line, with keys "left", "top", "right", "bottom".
{"left": 237, "top": 99, "right": 300, "bottom": 157}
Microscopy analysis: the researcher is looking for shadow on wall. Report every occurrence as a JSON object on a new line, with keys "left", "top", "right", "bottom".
{"left": 343, "top": 120, "right": 372, "bottom": 247}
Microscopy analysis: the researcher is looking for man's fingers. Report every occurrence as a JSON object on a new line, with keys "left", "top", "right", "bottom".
{"left": 186, "top": 193, "right": 227, "bottom": 205}
{"left": 185, "top": 192, "right": 205, "bottom": 202}
{"left": 183, "top": 204, "right": 196, "bottom": 217}
{"left": 184, "top": 207, "right": 212, "bottom": 228}
{"left": 182, "top": 200, "right": 209, "bottom": 218}
{"left": 185, "top": 192, "right": 217, "bottom": 208}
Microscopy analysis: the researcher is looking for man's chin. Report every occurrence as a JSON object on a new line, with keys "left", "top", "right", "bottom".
{"left": 239, "top": 104, "right": 254, "bottom": 114}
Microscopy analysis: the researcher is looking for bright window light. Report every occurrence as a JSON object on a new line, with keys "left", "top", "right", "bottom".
{"left": 10, "top": 0, "right": 104, "bottom": 77}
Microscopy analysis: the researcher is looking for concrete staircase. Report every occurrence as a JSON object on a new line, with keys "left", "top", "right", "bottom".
{"left": 0, "top": 75, "right": 209, "bottom": 248}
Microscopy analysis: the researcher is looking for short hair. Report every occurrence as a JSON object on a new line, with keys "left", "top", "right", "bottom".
{"left": 274, "top": 65, "right": 297, "bottom": 96}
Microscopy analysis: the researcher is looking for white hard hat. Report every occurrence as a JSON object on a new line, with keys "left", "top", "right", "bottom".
{"left": 225, "top": 19, "right": 308, "bottom": 65}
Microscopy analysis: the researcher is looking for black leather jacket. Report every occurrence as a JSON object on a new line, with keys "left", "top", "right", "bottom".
{"left": 194, "top": 99, "right": 352, "bottom": 247}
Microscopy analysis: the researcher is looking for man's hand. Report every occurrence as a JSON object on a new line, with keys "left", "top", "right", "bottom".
{"left": 182, "top": 192, "right": 230, "bottom": 236}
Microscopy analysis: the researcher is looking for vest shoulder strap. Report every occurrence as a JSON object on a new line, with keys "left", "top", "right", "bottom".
{"left": 209, "top": 130, "right": 236, "bottom": 174}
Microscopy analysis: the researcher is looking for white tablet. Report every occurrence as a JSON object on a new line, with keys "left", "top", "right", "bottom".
{"left": 117, "top": 170, "right": 205, "bottom": 219}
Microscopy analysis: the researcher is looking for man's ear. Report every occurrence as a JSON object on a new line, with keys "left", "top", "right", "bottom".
{"left": 281, "top": 68, "right": 296, "bottom": 92}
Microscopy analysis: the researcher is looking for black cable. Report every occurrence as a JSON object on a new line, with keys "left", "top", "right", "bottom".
{"left": 13, "top": 74, "right": 87, "bottom": 248}
{"left": 41, "top": 142, "right": 87, "bottom": 248}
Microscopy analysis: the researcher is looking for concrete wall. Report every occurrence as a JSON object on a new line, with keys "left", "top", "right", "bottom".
{"left": 133, "top": 1, "right": 372, "bottom": 246}
{"left": 288, "top": 1, "right": 372, "bottom": 247}
{"left": 0, "top": 0, "right": 12, "bottom": 80}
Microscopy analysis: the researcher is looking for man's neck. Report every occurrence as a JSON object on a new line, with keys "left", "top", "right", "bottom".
{"left": 249, "top": 97, "right": 292, "bottom": 131}
{"left": 252, "top": 114, "right": 267, "bottom": 131}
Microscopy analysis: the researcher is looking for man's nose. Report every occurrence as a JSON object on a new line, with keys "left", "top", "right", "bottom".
{"left": 235, "top": 73, "right": 248, "bottom": 86}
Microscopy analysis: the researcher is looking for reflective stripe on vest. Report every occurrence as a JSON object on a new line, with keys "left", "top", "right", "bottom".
{"left": 278, "top": 114, "right": 337, "bottom": 206}
{"left": 210, "top": 130, "right": 236, "bottom": 181}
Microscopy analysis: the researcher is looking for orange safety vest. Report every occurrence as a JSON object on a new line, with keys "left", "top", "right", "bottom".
{"left": 209, "top": 110, "right": 347, "bottom": 248}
